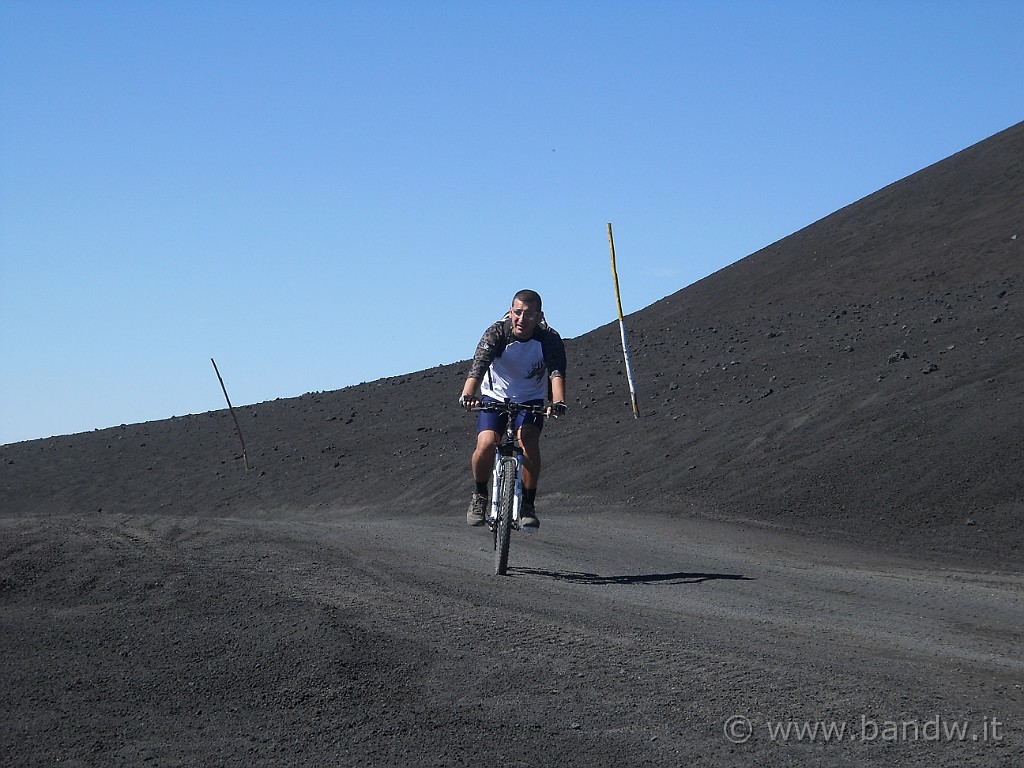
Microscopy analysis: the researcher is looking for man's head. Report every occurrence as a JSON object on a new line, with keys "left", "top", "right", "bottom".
{"left": 509, "top": 289, "right": 543, "bottom": 340}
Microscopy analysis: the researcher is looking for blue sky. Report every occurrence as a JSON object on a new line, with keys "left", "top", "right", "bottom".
{"left": 2, "top": 0, "right": 1022, "bottom": 444}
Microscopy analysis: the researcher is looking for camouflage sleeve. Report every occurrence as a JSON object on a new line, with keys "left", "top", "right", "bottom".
{"left": 542, "top": 327, "right": 567, "bottom": 379}
{"left": 467, "top": 320, "right": 506, "bottom": 380}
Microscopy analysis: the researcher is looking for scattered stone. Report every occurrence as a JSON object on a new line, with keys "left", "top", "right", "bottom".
{"left": 923, "top": 363, "right": 939, "bottom": 374}
{"left": 888, "top": 350, "right": 909, "bottom": 364}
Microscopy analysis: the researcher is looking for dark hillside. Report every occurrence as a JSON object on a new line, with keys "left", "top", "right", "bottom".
{"left": 563, "top": 121, "right": 1024, "bottom": 564}
{"left": 2, "top": 122, "right": 1022, "bottom": 567}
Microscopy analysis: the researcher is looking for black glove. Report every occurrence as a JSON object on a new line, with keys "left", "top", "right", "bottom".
{"left": 551, "top": 401, "right": 568, "bottom": 419}
{"left": 459, "top": 394, "right": 480, "bottom": 409}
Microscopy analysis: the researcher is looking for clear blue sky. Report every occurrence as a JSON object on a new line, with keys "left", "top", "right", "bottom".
{"left": 2, "top": 1, "right": 1022, "bottom": 444}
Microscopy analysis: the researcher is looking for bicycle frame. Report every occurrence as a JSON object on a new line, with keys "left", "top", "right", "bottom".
{"left": 470, "top": 400, "right": 546, "bottom": 575}
{"left": 488, "top": 416, "right": 524, "bottom": 532}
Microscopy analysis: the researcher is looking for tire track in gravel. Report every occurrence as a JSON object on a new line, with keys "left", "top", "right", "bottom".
{"left": 308, "top": 507, "right": 1024, "bottom": 767}
{"left": 2, "top": 510, "right": 1022, "bottom": 767}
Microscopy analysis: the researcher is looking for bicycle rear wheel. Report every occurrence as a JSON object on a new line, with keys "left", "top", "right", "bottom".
{"left": 494, "top": 456, "right": 517, "bottom": 576}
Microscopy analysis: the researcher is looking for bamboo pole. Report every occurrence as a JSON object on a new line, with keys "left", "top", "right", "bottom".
{"left": 607, "top": 223, "right": 640, "bottom": 418}
{"left": 211, "top": 357, "right": 252, "bottom": 470}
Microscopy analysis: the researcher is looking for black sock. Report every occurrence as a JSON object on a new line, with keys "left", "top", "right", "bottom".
{"left": 475, "top": 481, "right": 488, "bottom": 497}
{"left": 523, "top": 487, "right": 537, "bottom": 504}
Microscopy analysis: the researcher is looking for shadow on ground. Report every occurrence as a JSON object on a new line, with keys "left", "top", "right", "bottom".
{"left": 513, "top": 567, "right": 754, "bottom": 585}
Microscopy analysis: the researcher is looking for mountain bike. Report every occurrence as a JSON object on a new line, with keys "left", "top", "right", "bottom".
{"left": 470, "top": 400, "right": 548, "bottom": 576}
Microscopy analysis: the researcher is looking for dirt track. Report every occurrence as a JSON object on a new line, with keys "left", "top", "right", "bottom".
{"left": 3, "top": 505, "right": 1020, "bottom": 767}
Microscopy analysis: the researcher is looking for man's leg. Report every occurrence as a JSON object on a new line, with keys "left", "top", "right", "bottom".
{"left": 472, "top": 429, "right": 499, "bottom": 485}
{"left": 518, "top": 424, "right": 542, "bottom": 528}
{"left": 467, "top": 429, "right": 499, "bottom": 526}
{"left": 519, "top": 424, "right": 542, "bottom": 487}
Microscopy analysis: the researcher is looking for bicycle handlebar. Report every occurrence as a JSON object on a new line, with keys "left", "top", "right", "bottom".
{"left": 466, "top": 401, "right": 547, "bottom": 414}
{"left": 460, "top": 398, "right": 568, "bottom": 420}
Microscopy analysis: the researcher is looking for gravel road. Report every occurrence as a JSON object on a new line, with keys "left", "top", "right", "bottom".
{"left": 3, "top": 505, "right": 1020, "bottom": 767}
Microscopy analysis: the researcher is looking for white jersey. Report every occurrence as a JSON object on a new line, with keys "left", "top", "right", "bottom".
{"left": 468, "top": 317, "right": 566, "bottom": 403}
{"left": 480, "top": 336, "right": 550, "bottom": 402}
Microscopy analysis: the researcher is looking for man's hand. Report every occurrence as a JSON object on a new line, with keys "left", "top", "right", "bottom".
{"left": 550, "top": 401, "right": 568, "bottom": 419}
{"left": 459, "top": 394, "right": 480, "bottom": 410}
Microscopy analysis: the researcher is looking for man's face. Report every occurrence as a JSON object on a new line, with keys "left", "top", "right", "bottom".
{"left": 509, "top": 298, "right": 542, "bottom": 340}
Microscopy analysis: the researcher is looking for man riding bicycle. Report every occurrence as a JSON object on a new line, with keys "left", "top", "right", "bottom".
{"left": 459, "top": 289, "right": 568, "bottom": 529}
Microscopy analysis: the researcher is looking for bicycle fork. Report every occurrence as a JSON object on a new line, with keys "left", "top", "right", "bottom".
{"left": 488, "top": 449, "right": 523, "bottom": 530}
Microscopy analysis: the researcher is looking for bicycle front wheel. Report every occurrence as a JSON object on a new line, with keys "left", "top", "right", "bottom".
{"left": 494, "top": 456, "right": 517, "bottom": 576}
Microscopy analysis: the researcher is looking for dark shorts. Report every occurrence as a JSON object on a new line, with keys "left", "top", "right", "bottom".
{"left": 477, "top": 397, "right": 546, "bottom": 434}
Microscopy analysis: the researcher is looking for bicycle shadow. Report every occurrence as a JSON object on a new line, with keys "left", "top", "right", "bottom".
{"left": 512, "top": 568, "right": 753, "bottom": 585}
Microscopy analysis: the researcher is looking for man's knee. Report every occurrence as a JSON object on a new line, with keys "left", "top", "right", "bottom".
{"left": 519, "top": 423, "right": 541, "bottom": 442}
{"left": 518, "top": 425, "right": 542, "bottom": 456}
{"left": 475, "top": 430, "right": 500, "bottom": 453}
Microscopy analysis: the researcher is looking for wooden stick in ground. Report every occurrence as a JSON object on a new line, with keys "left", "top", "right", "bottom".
{"left": 607, "top": 222, "right": 640, "bottom": 418}
{"left": 211, "top": 357, "right": 252, "bottom": 470}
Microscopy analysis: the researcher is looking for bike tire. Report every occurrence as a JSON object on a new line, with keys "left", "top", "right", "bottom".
{"left": 494, "top": 456, "right": 517, "bottom": 576}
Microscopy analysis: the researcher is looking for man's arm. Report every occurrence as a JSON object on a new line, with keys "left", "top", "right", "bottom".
{"left": 467, "top": 321, "right": 506, "bottom": 380}
{"left": 550, "top": 375, "right": 566, "bottom": 404}
{"left": 541, "top": 327, "right": 567, "bottom": 413}
{"left": 459, "top": 376, "right": 482, "bottom": 408}
{"left": 549, "top": 374, "right": 567, "bottom": 417}
{"left": 461, "top": 321, "right": 503, "bottom": 408}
